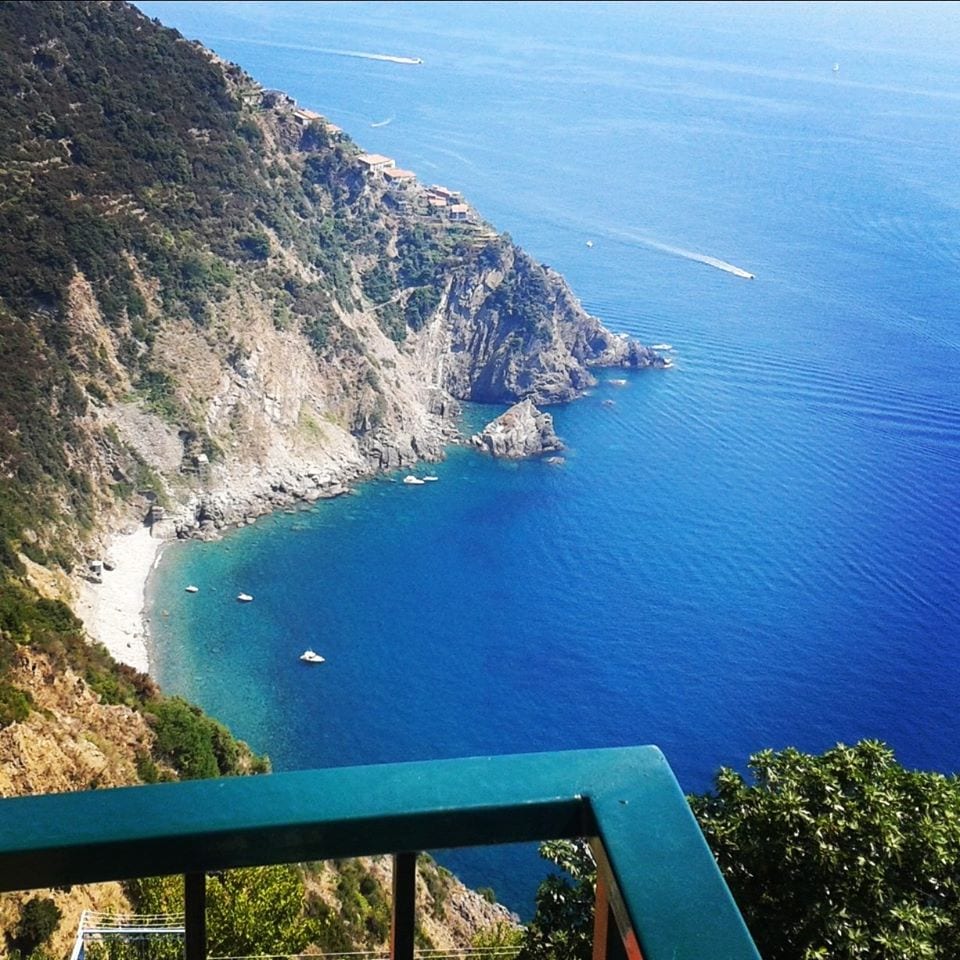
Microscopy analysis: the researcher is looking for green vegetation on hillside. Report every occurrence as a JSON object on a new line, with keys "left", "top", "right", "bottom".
{"left": 0, "top": 575, "right": 266, "bottom": 779}
{"left": 0, "top": 0, "right": 373, "bottom": 557}
{"left": 131, "top": 867, "right": 319, "bottom": 959}
{"left": 0, "top": 0, "right": 409, "bottom": 764}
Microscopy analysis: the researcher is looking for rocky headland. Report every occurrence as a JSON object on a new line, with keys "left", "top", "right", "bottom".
{"left": 0, "top": 0, "right": 673, "bottom": 770}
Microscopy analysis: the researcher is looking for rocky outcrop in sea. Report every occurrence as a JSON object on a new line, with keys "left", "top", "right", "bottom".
{"left": 472, "top": 399, "right": 564, "bottom": 459}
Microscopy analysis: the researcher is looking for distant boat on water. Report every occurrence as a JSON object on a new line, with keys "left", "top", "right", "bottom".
{"left": 185, "top": 585, "right": 199, "bottom": 593}
{"left": 300, "top": 649, "right": 325, "bottom": 663}
{"left": 237, "top": 593, "right": 253, "bottom": 602}
{"left": 833, "top": 62, "right": 840, "bottom": 72}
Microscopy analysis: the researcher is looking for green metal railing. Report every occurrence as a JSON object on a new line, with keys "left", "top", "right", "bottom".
{"left": 0, "top": 746, "right": 760, "bottom": 960}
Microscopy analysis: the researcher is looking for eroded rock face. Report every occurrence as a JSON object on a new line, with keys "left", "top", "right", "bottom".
{"left": 473, "top": 398, "right": 564, "bottom": 459}
{"left": 413, "top": 244, "right": 666, "bottom": 405}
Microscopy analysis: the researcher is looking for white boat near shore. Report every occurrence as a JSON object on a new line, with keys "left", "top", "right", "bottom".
{"left": 403, "top": 476, "right": 426, "bottom": 485}
{"left": 300, "top": 649, "right": 325, "bottom": 663}
{"left": 185, "top": 585, "right": 199, "bottom": 593}
{"left": 237, "top": 593, "right": 253, "bottom": 602}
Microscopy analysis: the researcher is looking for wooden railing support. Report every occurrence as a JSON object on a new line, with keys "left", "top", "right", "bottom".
{"left": 591, "top": 843, "right": 644, "bottom": 960}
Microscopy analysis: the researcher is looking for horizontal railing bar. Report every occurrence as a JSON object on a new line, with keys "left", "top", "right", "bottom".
{"left": 0, "top": 746, "right": 760, "bottom": 960}
{"left": 208, "top": 954, "right": 521, "bottom": 960}
{"left": 83, "top": 913, "right": 186, "bottom": 921}
{"left": 0, "top": 747, "right": 616, "bottom": 891}
{"left": 80, "top": 910, "right": 183, "bottom": 923}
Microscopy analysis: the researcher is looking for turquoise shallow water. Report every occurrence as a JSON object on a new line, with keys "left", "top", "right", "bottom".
{"left": 140, "top": 1, "right": 960, "bottom": 912}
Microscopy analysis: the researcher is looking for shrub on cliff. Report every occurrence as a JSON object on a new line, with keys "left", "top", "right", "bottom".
{"left": 0, "top": 682, "right": 33, "bottom": 729}
{"left": 404, "top": 286, "right": 441, "bottom": 330}
{"left": 8, "top": 897, "right": 61, "bottom": 957}
{"left": 146, "top": 697, "right": 250, "bottom": 780}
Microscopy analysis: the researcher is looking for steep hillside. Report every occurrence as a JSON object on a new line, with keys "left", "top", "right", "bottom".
{"left": 0, "top": 0, "right": 662, "bottom": 563}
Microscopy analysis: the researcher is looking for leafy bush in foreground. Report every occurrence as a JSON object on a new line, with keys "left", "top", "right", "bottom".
{"left": 692, "top": 740, "right": 960, "bottom": 960}
{"left": 520, "top": 741, "right": 960, "bottom": 960}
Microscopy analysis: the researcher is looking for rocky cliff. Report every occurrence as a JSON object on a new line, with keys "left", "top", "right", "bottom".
{"left": 419, "top": 245, "right": 664, "bottom": 404}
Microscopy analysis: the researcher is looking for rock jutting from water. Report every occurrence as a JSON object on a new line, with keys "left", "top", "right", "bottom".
{"left": 472, "top": 399, "right": 564, "bottom": 458}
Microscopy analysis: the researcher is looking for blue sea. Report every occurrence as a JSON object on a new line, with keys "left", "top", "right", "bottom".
{"left": 138, "top": 1, "right": 960, "bottom": 913}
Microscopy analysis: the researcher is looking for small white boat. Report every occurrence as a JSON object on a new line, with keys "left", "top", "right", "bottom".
{"left": 300, "top": 649, "right": 325, "bottom": 663}
{"left": 403, "top": 476, "right": 426, "bottom": 485}
{"left": 185, "top": 585, "right": 199, "bottom": 594}
{"left": 586, "top": 240, "right": 594, "bottom": 248}
{"left": 423, "top": 475, "right": 439, "bottom": 482}
{"left": 237, "top": 593, "right": 253, "bottom": 602}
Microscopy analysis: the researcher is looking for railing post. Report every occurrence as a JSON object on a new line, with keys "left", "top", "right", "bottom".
{"left": 590, "top": 843, "right": 644, "bottom": 960}
{"left": 391, "top": 851, "right": 417, "bottom": 960}
{"left": 184, "top": 872, "right": 206, "bottom": 960}
{"left": 593, "top": 873, "right": 630, "bottom": 960}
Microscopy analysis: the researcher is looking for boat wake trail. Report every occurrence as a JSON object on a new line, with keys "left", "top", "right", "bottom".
{"left": 370, "top": 117, "right": 394, "bottom": 128}
{"left": 212, "top": 37, "right": 422, "bottom": 65}
{"left": 328, "top": 48, "right": 422, "bottom": 65}
{"left": 638, "top": 238, "right": 755, "bottom": 279}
